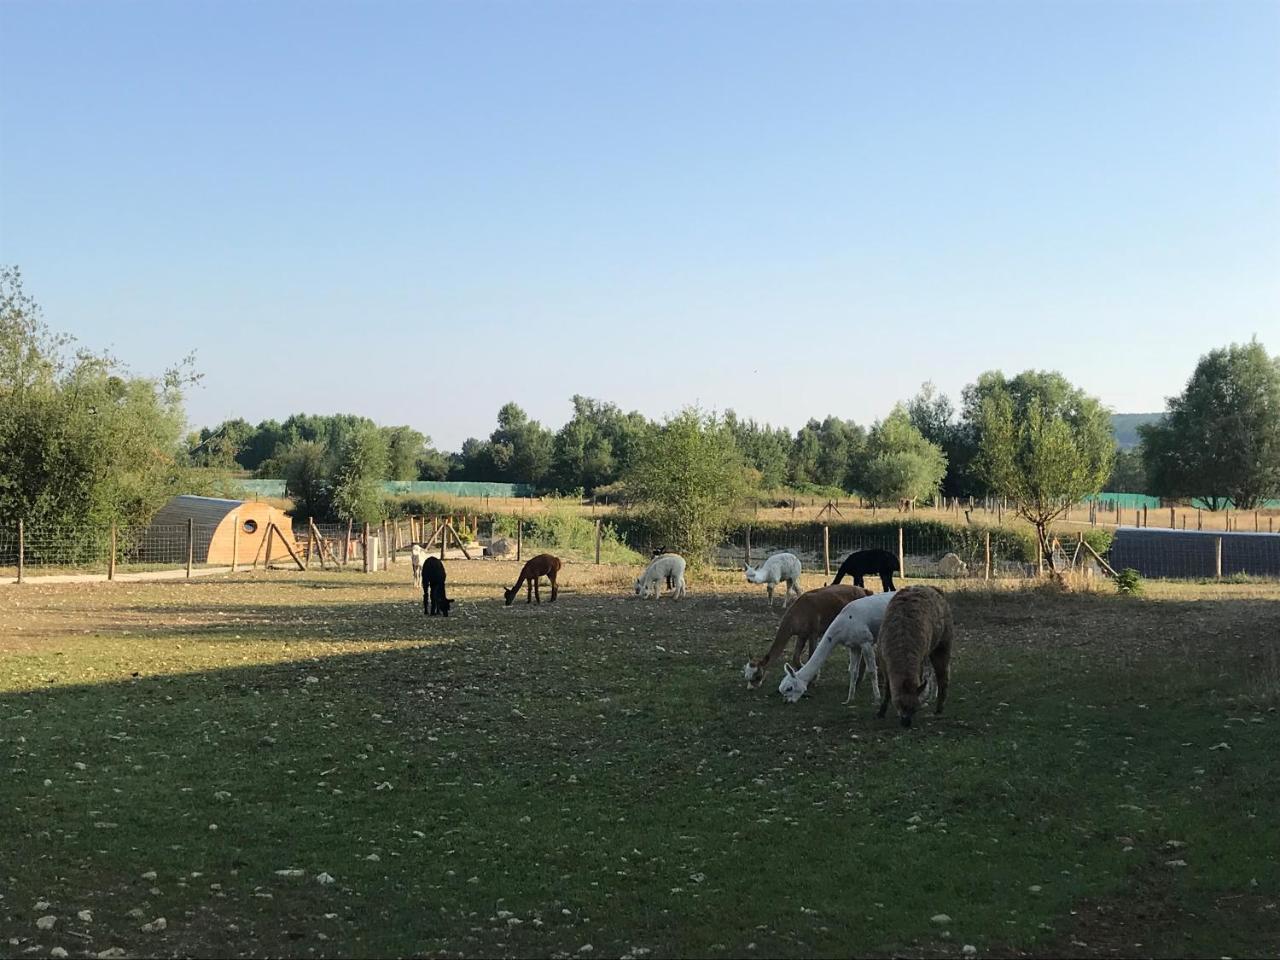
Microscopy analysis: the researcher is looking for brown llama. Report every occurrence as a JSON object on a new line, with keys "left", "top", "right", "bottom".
{"left": 504, "top": 553, "right": 562, "bottom": 606}
{"left": 741, "top": 583, "right": 869, "bottom": 688}
{"left": 874, "top": 585, "right": 954, "bottom": 728}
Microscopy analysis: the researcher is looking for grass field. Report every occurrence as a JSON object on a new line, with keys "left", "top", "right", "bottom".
{"left": 2, "top": 564, "right": 1278, "bottom": 958}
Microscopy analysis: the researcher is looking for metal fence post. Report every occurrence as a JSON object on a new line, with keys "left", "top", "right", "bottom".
{"left": 823, "top": 524, "right": 830, "bottom": 579}
{"left": 186, "top": 518, "right": 193, "bottom": 578}
{"left": 1215, "top": 537, "right": 1223, "bottom": 580}
{"left": 17, "top": 519, "right": 23, "bottom": 584}
{"left": 594, "top": 518, "right": 602, "bottom": 565}
{"left": 984, "top": 530, "right": 991, "bottom": 580}
{"left": 898, "top": 527, "right": 905, "bottom": 579}
{"left": 108, "top": 523, "right": 117, "bottom": 581}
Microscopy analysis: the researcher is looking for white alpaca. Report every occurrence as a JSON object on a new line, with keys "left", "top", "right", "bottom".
{"left": 635, "top": 553, "right": 687, "bottom": 600}
{"left": 744, "top": 552, "right": 802, "bottom": 606}
{"left": 411, "top": 543, "right": 425, "bottom": 585}
{"left": 778, "top": 591, "right": 897, "bottom": 705}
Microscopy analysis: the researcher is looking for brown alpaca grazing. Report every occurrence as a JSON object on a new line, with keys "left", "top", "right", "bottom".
{"left": 504, "top": 553, "right": 562, "bottom": 606}
{"left": 874, "top": 585, "right": 954, "bottom": 728}
{"left": 741, "top": 583, "right": 869, "bottom": 688}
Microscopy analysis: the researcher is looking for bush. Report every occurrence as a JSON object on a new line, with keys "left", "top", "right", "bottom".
{"left": 1115, "top": 568, "right": 1143, "bottom": 595}
{"left": 382, "top": 494, "right": 453, "bottom": 519}
{"left": 494, "top": 501, "right": 642, "bottom": 564}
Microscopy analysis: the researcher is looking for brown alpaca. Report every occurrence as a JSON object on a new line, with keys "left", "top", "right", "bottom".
{"left": 742, "top": 584, "right": 869, "bottom": 688}
{"left": 874, "top": 585, "right": 954, "bottom": 728}
{"left": 504, "top": 553, "right": 562, "bottom": 605}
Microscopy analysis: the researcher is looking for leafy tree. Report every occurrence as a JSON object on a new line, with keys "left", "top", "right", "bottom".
{"left": 723, "top": 411, "right": 791, "bottom": 490}
{"left": 489, "top": 402, "right": 554, "bottom": 487}
{"left": 1139, "top": 340, "right": 1280, "bottom": 509}
{"left": 188, "top": 417, "right": 254, "bottom": 469}
{"left": 1107, "top": 447, "right": 1147, "bottom": 493}
{"left": 277, "top": 440, "right": 332, "bottom": 518}
{"left": 789, "top": 419, "right": 823, "bottom": 486}
{"left": 382, "top": 425, "right": 428, "bottom": 481}
{"left": 330, "top": 425, "right": 389, "bottom": 523}
{"left": 551, "top": 396, "right": 630, "bottom": 493}
{"left": 416, "top": 447, "right": 454, "bottom": 481}
{"left": 974, "top": 370, "right": 1114, "bottom": 573}
{"left": 858, "top": 406, "right": 948, "bottom": 506}
{"left": 0, "top": 266, "right": 195, "bottom": 534}
{"left": 908, "top": 382, "right": 981, "bottom": 498}
{"left": 624, "top": 408, "right": 751, "bottom": 561}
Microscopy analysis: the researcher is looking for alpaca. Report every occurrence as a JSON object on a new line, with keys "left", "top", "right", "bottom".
{"left": 503, "top": 553, "right": 562, "bottom": 605}
{"left": 744, "top": 552, "right": 802, "bottom": 606}
{"left": 874, "top": 585, "right": 954, "bottom": 728}
{"left": 410, "top": 542, "right": 425, "bottom": 585}
{"left": 420, "top": 555, "right": 453, "bottom": 616}
{"left": 778, "top": 591, "right": 897, "bottom": 705}
{"left": 830, "top": 548, "right": 900, "bottom": 592}
{"left": 636, "top": 553, "right": 687, "bottom": 600}
{"left": 741, "top": 583, "right": 869, "bottom": 688}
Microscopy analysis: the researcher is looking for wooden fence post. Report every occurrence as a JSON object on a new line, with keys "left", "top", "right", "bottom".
{"left": 516, "top": 520, "right": 522, "bottom": 562}
{"left": 108, "top": 522, "right": 116, "bottom": 581}
{"left": 823, "top": 524, "right": 830, "bottom": 579}
{"left": 594, "top": 518, "right": 602, "bottom": 565}
{"left": 343, "top": 519, "right": 352, "bottom": 566}
{"left": 363, "top": 522, "right": 371, "bottom": 573}
{"left": 1215, "top": 536, "right": 1223, "bottom": 580}
{"left": 984, "top": 530, "right": 991, "bottom": 581}
{"left": 745, "top": 525, "right": 751, "bottom": 567}
{"left": 1036, "top": 536, "right": 1043, "bottom": 577}
{"left": 186, "top": 518, "right": 193, "bottom": 578}
{"left": 382, "top": 520, "right": 390, "bottom": 570}
{"left": 232, "top": 514, "right": 240, "bottom": 572}
{"left": 1197, "top": 508, "right": 1202, "bottom": 531}
{"left": 302, "top": 520, "right": 311, "bottom": 570}
{"left": 1169, "top": 506, "right": 1175, "bottom": 528}
{"left": 16, "top": 519, "right": 23, "bottom": 584}
{"left": 898, "top": 527, "right": 905, "bottom": 579}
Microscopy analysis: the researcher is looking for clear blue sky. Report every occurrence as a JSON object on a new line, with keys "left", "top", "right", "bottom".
{"left": 2, "top": 0, "right": 1277, "bottom": 450}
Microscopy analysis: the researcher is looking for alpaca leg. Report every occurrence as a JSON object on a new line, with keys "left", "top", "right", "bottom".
{"left": 844, "top": 647, "right": 862, "bottom": 705}
{"left": 930, "top": 644, "right": 951, "bottom": 715}
{"left": 766, "top": 583, "right": 775, "bottom": 606}
{"left": 533, "top": 578, "right": 540, "bottom": 604}
{"left": 527, "top": 578, "right": 534, "bottom": 604}
{"left": 549, "top": 573, "right": 558, "bottom": 602}
{"left": 422, "top": 585, "right": 430, "bottom": 617}
{"left": 875, "top": 649, "right": 890, "bottom": 718}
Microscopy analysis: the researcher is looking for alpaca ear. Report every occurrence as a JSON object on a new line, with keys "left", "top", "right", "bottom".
{"left": 784, "top": 664, "right": 796, "bottom": 677}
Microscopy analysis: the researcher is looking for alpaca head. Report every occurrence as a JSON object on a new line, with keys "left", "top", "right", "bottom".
{"left": 744, "top": 564, "right": 760, "bottom": 584}
{"left": 503, "top": 586, "right": 518, "bottom": 606}
{"left": 742, "top": 658, "right": 765, "bottom": 688}
{"left": 437, "top": 597, "right": 453, "bottom": 616}
{"left": 634, "top": 577, "right": 645, "bottom": 597}
{"left": 778, "top": 663, "right": 808, "bottom": 703}
{"left": 895, "top": 676, "right": 927, "bottom": 727}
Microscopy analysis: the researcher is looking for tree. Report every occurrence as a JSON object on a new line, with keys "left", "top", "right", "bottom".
{"left": 624, "top": 408, "right": 751, "bottom": 561}
{"left": 858, "top": 406, "right": 948, "bottom": 506}
{"left": 1139, "top": 340, "right": 1280, "bottom": 509}
{"left": 276, "top": 440, "right": 332, "bottom": 518}
{"left": 330, "top": 425, "right": 389, "bottom": 523}
{"left": 974, "top": 370, "right": 1114, "bottom": 573}
{"left": 489, "top": 402, "right": 553, "bottom": 487}
{"left": 1107, "top": 447, "right": 1147, "bottom": 494}
{"left": 0, "top": 266, "right": 195, "bottom": 535}
{"left": 724, "top": 411, "right": 791, "bottom": 490}
{"left": 382, "top": 425, "right": 429, "bottom": 481}
{"left": 908, "top": 382, "right": 981, "bottom": 497}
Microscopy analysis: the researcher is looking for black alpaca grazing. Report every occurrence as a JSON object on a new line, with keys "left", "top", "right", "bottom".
{"left": 831, "top": 548, "right": 899, "bottom": 592}
{"left": 421, "top": 556, "right": 453, "bottom": 616}
{"left": 652, "top": 546, "right": 676, "bottom": 589}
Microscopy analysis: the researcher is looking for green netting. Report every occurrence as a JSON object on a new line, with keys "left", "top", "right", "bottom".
{"left": 234, "top": 479, "right": 535, "bottom": 499}
{"left": 236, "top": 479, "right": 287, "bottom": 497}
{"left": 1086, "top": 491, "right": 1280, "bottom": 510}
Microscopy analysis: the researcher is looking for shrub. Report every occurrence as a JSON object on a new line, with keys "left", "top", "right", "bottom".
{"left": 1115, "top": 568, "right": 1143, "bottom": 595}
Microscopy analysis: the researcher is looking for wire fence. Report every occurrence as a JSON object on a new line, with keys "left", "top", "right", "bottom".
{"left": 3, "top": 514, "right": 1279, "bottom": 583}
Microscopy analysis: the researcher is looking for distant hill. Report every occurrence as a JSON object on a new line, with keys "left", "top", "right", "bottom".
{"left": 1111, "top": 413, "right": 1163, "bottom": 449}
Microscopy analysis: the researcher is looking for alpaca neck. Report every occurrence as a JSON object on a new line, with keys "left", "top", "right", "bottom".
{"left": 796, "top": 636, "right": 838, "bottom": 684}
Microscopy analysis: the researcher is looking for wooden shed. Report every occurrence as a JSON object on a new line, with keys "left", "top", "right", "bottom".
{"left": 139, "top": 496, "right": 300, "bottom": 566}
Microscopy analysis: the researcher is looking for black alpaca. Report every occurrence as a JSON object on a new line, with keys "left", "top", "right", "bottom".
{"left": 421, "top": 556, "right": 453, "bottom": 616}
{"left": 652, "top": 546, "right": 675, "bottom": 590}
{"left": 831, "top": 548, "right": 899, "bottom": 592}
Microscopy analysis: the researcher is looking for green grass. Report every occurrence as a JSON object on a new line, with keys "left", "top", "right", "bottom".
{"left": 2, "top": 568, "right": 1278, "bottom": 958}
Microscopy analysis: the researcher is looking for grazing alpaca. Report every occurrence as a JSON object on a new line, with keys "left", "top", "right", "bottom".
{"left": 875, "top": 585, "right": 954, "bottom": 728}
{"left": 503, "top": 553, "right": 562, "bottom": 605}
{"left": 744, "top": 552, "right": 803, "bottom": 606}
{"left": 410, "top": 542, "right": 425, "bottom": 585}
{"left": 778, "top": 591, "right": 897, "bottom": 705}
{"left": 742, "top": 583, "right": 869, "bottom": 688}
{"left": 636, "top": 553, "right": 687, "bottom": 600}
{"left": 831, "top": 548, "right": 899, "bottom": 592}
{"left": 420, "top": 555, "right": 453, "bottom": 616}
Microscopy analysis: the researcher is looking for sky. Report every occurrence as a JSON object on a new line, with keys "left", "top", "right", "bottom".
{"left": 2, "top": 0, "right": 1277, "bottom": 451}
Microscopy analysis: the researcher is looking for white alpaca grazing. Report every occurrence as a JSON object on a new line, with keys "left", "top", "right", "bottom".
{"left": 410, "top": 543, "right": 425, "bottom": 585}
{"left": 778, "top": 591, "right": 897, "bottom": 705}
{"left": 744, "top": 552, "right": 802, "bottom": 606}
{"left": 635, "top": 553, "right": 687, "bottom": 600}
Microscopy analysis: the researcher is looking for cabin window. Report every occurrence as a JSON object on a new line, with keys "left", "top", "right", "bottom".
{"left": 242, "top": 519, "right": 258, "bottom": 534}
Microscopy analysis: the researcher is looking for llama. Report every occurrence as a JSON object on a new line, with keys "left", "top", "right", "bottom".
{"left": 778, "top": 590, "right": 897, "bottom": 705}
{"left": 874, "top": 585, "right": 954, "bottom": 728}
{"left": 420, "top": 555, "right": 453, "bottom": 616}
{"left": 741, "top": 583, "right": 869, "bottom": 688}
{"left": 830, "top": 548, "right": 899, "bottom": 592}
{"left": 744, "top": 552, "right": 802, "bottom": 606}
{"left": 503, "top": 553, "right": 562, "bottom": 605}
{"left": 636, "top": 553, "right": 687, "bottom": 600}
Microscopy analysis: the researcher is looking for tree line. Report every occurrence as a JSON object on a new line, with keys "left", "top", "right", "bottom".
{"left": 3, "top": 265, "right": 1276, "bottom": 547}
